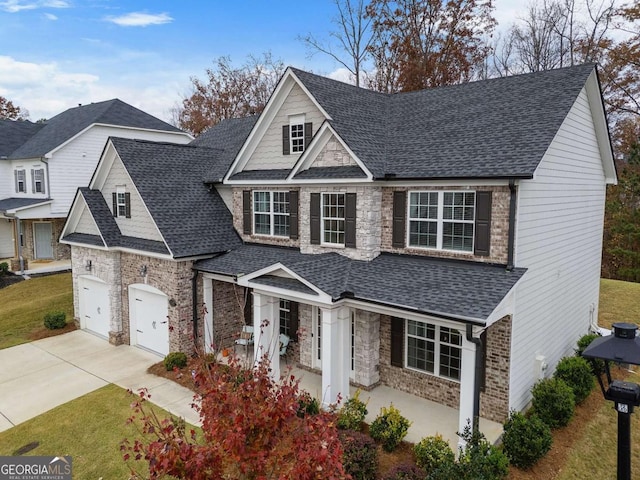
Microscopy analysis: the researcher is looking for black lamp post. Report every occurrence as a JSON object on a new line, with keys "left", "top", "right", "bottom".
{"left": 582, "top": 323, "right": 640, "bottom": 480}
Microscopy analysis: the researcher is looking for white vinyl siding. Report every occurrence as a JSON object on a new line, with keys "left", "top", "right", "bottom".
{"left": 101, "top": 153, "right": 164, "bottom": 242}
{"left": 245, "top": 83, "right": 324, "bottom": 171}
{"left": 75, "top": 205, "right": 101, "bottom": 236}
{"left": 510, "top": 86, "right": 607, "bottom": 412}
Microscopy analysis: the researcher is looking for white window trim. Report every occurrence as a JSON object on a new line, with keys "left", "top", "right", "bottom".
{"left": 252, "top": 190, "right": 290, "bottom": 237}
{"left": 289, "top": 113, "right": 305, "bottom": 154}
{"left": 16, "top": 169, "right": 26, "bottom": 193}
{"left": 404, "top": 319, "right": 462, "bottom": 382}
{"left": 407, "top": 190, "right": 476, "bottom": 254}
{"left": 33, "top": 169, "right": 45, "bottom": 194}
{"left": 320, "top": 192, "right": 346, "bottom": 247}
{"left": 116, "top": 186, "right": 127, "bottom": 217}
{"left": 279, "top": 298, "right": 291, "bottom": 337}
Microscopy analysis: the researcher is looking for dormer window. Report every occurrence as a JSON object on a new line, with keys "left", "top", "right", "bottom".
{"left": 14, "top": 169, "right": 26, "bottom": 193}
{"left": 112, "top": 186, "right": 131, "bottom": 218}
{"left": 282, "top": 115, "right": 312, "bottom": 155}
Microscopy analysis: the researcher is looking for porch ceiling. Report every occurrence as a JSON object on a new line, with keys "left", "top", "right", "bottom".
{"left": 195, "top": 244, "right": 526, "bottom": 322}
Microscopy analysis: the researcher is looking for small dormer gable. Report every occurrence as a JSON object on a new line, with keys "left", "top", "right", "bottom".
{"left": 226, "top": 69, "right": 330, "bottom": 179}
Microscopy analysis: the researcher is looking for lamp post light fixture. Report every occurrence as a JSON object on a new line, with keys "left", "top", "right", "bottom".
{"left": 582, "top": 323, "right": 640, "bottom": 480}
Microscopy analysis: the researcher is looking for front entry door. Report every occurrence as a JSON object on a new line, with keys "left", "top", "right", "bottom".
{"left": 34, "top": 222, "right": 53, "bottom": 259}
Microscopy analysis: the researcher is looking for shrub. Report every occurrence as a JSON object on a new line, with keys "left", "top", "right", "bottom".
{"left": 43, "top": 311, "right": 66, "bottom": 330}
{"left": 382, "top": 463, "right": 426, "bottom": 480}
{"left": 554, "top": 356, "right": 595, "bottom": 404}
{"left": 502, "top": 411, "right": 552, "bottom": 469}
{"left": 297, "top": 391, "right": 320, "bottom": 418}
{"left": 369, "top": 404, "right": 412, "bottom": 452}
{"left": 414, "top": 434, "right": 455, "bottom": 473}
{"left": 163, "top": 352, "right": 188, "bottom": 371}
{"left": 337, "top": 389, "right": 368, "bottom": 430}
{"left": 0, "top": 262, "right": 8, "bottom": 275}
{"left": 531, "top": 378, "right": 575, "bottom": 429}
{"left": 340, "top": 430, "right": 378, "bottom": 480}
{"left": 576, "top": 333, "right": 605, "bottom": 375}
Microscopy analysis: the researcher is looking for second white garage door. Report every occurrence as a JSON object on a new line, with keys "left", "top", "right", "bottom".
{"left": 78, "top": 275, "right": 110, "bottom": 338}
{"left": 129, "top": 284, "right": 169, "bottom": 356}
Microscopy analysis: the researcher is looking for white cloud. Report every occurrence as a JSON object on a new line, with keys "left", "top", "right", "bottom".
{"left": 43, "top": 12, "right": 57, "bottom": 20}
{"left": 0, "top": 0, "right": 68, "bottom": 12}
{"left": 105, "top": 12, "right": 173, "bottom": 27}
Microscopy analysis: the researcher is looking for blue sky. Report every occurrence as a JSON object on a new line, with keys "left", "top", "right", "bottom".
{"left": 0, "top": 0, "right": 531, "bottom": 122}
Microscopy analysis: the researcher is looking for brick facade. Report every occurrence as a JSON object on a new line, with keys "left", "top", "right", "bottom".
{"left": 380, "top": 186, "right": 511, "bottom": 264}
{"left": 210, "top": 280, "right": 249, "bottom": 350}
{"left": 480, "top": 315, "right": 512, "bottom": 422}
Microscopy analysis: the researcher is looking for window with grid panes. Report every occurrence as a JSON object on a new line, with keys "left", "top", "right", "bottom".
{"left": 279, "top": 299, "right": 291, "bottom": 337}
{"left": 406, "top": 320, "right": 462, "bottom": 381}
{"left": 253, "top": 191, "right": 290, "bottom": 237}
{"left": 321, "top": 193, "right": 345, "bottom": 245}
{"left": 116, "top": 188, "right": 127, "bottom": 217}
{"left": 290, "top": 124, "right": 305, "bottom": 153}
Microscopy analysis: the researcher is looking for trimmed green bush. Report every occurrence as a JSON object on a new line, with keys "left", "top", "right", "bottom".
{"left": 297, "top": 392, "right": 320, "bottom": 418}
{"left": 502, "top": 411, "right": 552, "bottom": 469}
{"left": 382, "top": 463, "right": 426, "bottom": 480}
{"left": 576, "top": 333, "right": 605, "bottom": 375}
{"left": 554, "top": 356, "right": 595, "bottom": 404}
{"left": 531, "top": 378, "right": 575, "bottom": 429}
{"left": 0, "top": 262, "right": 8, "bottom": 275}
{"left": 414, "top": 434, "right": 455, "bottom": 473}
{"left": 43, "top": 311, "right": 66, "bottom": 330}
{"left": 163, "top": 352, "right": 188, "bottom": 371}
{"left": 337, "top": 389, "right": 368, "bottom": 430}
{"left": 369, "top": 404, "right": 412, "bottom": 452}
{"left": 340, "top": 430, "right": 378, "bottom": 480}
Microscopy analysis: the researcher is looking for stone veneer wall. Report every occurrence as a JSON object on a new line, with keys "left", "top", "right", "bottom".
{"left": 232, "top": 187, "right": 300, "bottom": 248}
{"left": 120, "top": 253, "right": 197, "bottom": 354}
{"left": 299, "top": 186, "right": 382, "bottom": 261}
{"left": 380, "top": 185, "right": 511, "bottom": 264}
{"left": 298, "top": 304, "right": 313, "bottom": 369}
{"left": 312, "top": 138, "right": 357, "bottom": 168}
{"left": 354, "top": 311, "right": 380, "bottom": 387}
{"left": 479, "top": 315, "right": 512, "bottom": 422}
{"left": 70, "top": 245, "right": 122, "bottom": 342}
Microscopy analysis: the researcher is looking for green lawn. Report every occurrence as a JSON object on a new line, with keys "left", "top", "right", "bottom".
{"left": 0, "top": 272, "right": 73, "bottom": 349}
{"left": 598, "top": 278, "right": 640, "bottom": 329}
{"left": 0, "top": 384, "right": 185, "bottom": 479}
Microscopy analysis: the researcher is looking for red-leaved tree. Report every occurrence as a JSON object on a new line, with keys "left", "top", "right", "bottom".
{"left": 122, "top": 348, "right": 348, "bottom": 479}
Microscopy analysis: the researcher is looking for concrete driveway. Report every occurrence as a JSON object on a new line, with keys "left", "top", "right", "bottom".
{"left": 0, "top": 330, "right": 199, "bottom": 432}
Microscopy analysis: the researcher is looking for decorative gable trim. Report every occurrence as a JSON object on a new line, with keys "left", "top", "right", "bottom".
{"left": 584, "top": 70, "right": 616, "bottom": 184}
{"left": 287, "top": 122, "right": 373, "bottom": 182}
{"left": 224, "top": 68, "right": 332, "bottom": 181}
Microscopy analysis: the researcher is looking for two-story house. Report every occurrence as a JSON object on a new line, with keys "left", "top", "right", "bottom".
{"left": 61, "top": 64, "right": 616, "bottom": 440}
{"left": 0, "top": 100, "right": 192, "bottom": 271}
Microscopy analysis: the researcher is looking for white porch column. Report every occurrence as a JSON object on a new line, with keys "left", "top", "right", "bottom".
{"left": 458, "top": 335, "right": 477, "bottom": 448}
{"left": 203, "top": 278, "right": 213, "bottom": 353}
{"left": 253, "top": 292, "right": 280, "bottom": 380}
{"left": 321, "top": 306, "right": 351, "bottom": 407}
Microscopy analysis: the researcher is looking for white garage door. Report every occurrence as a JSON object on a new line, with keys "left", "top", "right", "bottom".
{"left": 129, "top": 284, "right": 169, "bottom": 356}
{"left": 78, "top": 276, "right": 110, "bottom": 338}
{"left": 0, "top": 220, "right": 15, "bottom": 258}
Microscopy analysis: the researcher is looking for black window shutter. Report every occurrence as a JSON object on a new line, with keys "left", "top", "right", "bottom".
{"left": 14, "top": 170, "right": 18, "bottom": 193}
{"left": 282, "top": 125, "right": 290, "bottom": 155}
{"left": 289, "top": 190, "right": 299, "bottom": 240}
{"left": 390, "top": 317, "right": 404, "bottom": 367}
{"left": 242, "top": 190, "right": 252, "bottom": 234}
{"left": 310, "top": 193, "right": 321, "bottom": 245}
{"left": 244, "top": 289, "right": 253, "bottom": 325}
{"left": 289, "top": 301, "right": 299, "bottom": 341}
{"left": 304, "top": 122, "right": 313, "bottom": 148}
{"left": 392, "top": 191, "right": 407, "bottom": 248}
{"left": 30, "top": 169, "right": 35, "bottom": 193}
{"left": 124, "top": 192, "right": 131, "bottom": 218}
{"left": 474, "top": 191, "right": 492, "bottom": 256}
{"left": 112, "top": 192, "right": 118, "bottom": 218}
{"left": 345, "top": 193, "right": 357, "bottom": 248}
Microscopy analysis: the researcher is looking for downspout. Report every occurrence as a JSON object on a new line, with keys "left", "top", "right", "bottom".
{"left": 466, "top": 324, "right": 484, "bottom": 433}
{"left": 507, "top": 179, "right": 517, "bottom": 271}
{"left": 41, "top": 157, "right": 51, "bottom": 200}
{"left": 192, "top": 269, "right": 199, "bottom": 344}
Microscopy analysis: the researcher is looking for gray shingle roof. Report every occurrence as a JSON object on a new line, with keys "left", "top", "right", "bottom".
{"left": 195, "top": 244, "right": 526, "bottom": 321}
{"left": 293, "top": 166, "right": 367, "bottom": 179}
{"left": 0, "top": 197, "right": 51, "bottom": 212}
{"left": 0, "top": 119, "right": 44, "bottom": 158}
{"left": 192, "top": 116, "right": 258, "bottom": 183}
{"left": 290, "top": 64, "right": 596, "bottom": 179}
{"left": 110, "top": 138, "right": 241, "bottom": 258}
{"left": 229, "top": 169, "right": 291, "bottom": 181}
{"left": 61, "top": 232, "right": 105, "bottom": 247}
{"left": 8, "top": 99, "right": 182, "bottom": 159}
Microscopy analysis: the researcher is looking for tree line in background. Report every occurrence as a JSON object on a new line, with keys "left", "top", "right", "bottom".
{"left": 2, "top": 1, "right": 637, "bottom": 281}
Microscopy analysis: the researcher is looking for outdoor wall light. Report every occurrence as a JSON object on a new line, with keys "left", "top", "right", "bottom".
{"left": 85, "top": 260, "right": 92, "bottom": 271}
{"left": 582, "top": 323, "right": 640, "bottom": 480}
{"left": 139, "top": 265, "right": 147, "bottom": 277}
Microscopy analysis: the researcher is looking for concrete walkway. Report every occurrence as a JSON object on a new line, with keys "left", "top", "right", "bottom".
{"left": 0, "top": 330, "right": 198, "bottom": 433}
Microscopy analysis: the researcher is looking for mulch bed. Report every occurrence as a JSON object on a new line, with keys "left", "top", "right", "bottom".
{"left": 28, "top": 321, "right": 77, "bottom": 341}
{"left": 0, "top": 273, "right": 24, "bottom": 289}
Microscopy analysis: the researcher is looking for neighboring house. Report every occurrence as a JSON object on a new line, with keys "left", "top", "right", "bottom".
{"left": 0, "top": 100, "right": 192, "bottom": 270}
{"left": 61, "top": 64, "right": 616, "bottom": 439}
